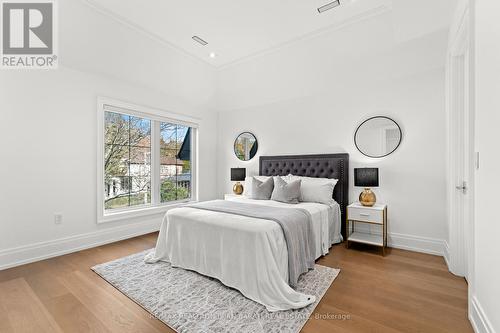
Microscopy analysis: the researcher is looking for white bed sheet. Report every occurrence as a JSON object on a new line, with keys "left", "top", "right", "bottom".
{"left": 145, "top": 197, "right": 342, "bottom": 311}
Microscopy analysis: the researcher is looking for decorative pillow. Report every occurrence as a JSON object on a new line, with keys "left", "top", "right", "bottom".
{"left": 243, "top": 176, "right": 270, "bottom": 197}
{"left": 271, "top": 176, "right": 301, "bottom": 204}
{"left": 288, "top": 174, "right": 338, "bottom": 205}
{"left": 250, "top": 176, "right": 274, "bottom": 200}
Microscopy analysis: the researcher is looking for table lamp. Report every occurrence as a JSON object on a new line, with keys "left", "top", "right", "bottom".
{"left": 354, "top": 168, "right": 379, "bottom": 206}
{"left": 231, "top": 168, "right": 246, "bottom": 195}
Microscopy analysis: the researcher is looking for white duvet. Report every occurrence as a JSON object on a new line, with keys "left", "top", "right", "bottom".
{"left": 144, "top": 196, "right": 342, "bottom": 311}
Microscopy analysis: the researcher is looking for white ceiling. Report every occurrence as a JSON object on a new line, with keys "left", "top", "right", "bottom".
{"left": 85, "top": 0, "right": 457, "bottom": 67}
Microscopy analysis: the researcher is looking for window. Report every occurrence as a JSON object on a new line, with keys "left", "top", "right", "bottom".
{"left": 104, "top": 112, "right": 151, "bottom": 210}
{"left": 97, "top": 98, "right": 198, "bottom": 223}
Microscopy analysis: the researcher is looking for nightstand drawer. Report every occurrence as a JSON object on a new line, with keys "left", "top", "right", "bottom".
{"left": 348, "top": 207, "right": 383, "bottom": 224}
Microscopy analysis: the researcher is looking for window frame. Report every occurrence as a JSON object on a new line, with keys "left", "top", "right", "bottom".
{"left": 97, "top": 97, "right": 199, "bottom": 223}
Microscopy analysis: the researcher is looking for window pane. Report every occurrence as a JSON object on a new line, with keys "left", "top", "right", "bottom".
{"left": 104, "top": 112, "right": 151, "bottom": 211}
{"left": 159, "top": 123, "right": 192, "bottom": 203}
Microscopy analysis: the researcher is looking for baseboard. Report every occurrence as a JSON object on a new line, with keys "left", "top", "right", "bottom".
{"left": 470, "top": 296, "right": 495, "bottom": 333}
{"left": 352, "top": 224, "right": 446, "bottom": 256}
{"left": 0, "top": 220, "right": 160, "bottom": 271}
{"left": 388, "top": 232, "right": 446, "bottom": 256}
{"left": 443, "top": 240, "right": 451, "bottom": 269}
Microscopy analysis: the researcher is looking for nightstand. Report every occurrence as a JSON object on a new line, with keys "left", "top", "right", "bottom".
{"left": 224, "top": 193, "right": 241, "bottom": 200}
{"left": 346, "top": 202, "right": 388, "bottom": 255}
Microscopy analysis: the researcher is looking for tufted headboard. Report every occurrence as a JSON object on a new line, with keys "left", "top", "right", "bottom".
{"left": 260, "top": 153, "right": 349, "bottom": 239}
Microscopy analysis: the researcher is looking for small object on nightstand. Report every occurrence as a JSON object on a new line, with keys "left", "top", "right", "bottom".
{"left": 354, "top": 168, "right": 379, "bottom": 206}
{"left": 346, "top": 202, "right": 387, "bottom": 256}
{"left": 231, "top": 168, "right": 246, "bottom": 195}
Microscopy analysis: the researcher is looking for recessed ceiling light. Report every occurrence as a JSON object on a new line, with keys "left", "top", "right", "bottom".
{"left": 317, "top": 0, "right": 341, "bottom": 13}
{"left": 209, "top": 52, "right": 216, "bottom": 58}
{"left": 192, "top": 36, "right": 208, "bottom": 46}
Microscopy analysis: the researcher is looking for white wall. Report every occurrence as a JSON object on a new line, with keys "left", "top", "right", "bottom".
{"left": 0, "top": 0, "right": 217, "bottom": 268}
{"left": 216, "top": 12, "right": 449, "bottom": 255}
{"left": 472, "top": 1, "right": 500, "bottom": 332}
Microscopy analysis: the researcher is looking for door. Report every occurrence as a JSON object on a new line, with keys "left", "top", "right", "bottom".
{"left": 447, "top": 11, "right": 473, "bottom": 280}
{"left": 451, "top": 53, "right": 469, "bottom": 278}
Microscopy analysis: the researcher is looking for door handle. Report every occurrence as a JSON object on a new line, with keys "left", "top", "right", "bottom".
{"left": 456, "top": 181, "right": 467, "bottom": 194}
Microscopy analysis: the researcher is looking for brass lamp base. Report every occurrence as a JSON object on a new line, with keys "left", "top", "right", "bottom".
{"left": 359, "top": 188, "right": 376, "bottom": 206}
{"left": 233, "top": 182, "right": 244, "bottom": 195}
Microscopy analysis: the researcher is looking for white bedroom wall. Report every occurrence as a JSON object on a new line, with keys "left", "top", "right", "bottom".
{"left": 472, "top": 1, "right": 500, "bottom": 332}
{"left": 216, "top": 11, "right": 449, "bottom": 255}
{"left": 60, "top": 0, "right": 216, "bottom": 108}
{"left": 0, "top": 0, "right": 217, "bottom": 269}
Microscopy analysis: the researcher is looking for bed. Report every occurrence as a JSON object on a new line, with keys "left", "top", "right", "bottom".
{"left": 145, "top": 154, "right": 349, "bottom": 311}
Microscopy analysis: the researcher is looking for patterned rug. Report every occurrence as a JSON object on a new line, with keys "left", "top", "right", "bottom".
{"left": 92, "top": 250, "right": 340, "bottom": 333}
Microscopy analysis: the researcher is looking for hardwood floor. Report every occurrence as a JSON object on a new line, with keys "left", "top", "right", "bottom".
{"left": 0, "top": 233, "right": 473, "bottom": 333}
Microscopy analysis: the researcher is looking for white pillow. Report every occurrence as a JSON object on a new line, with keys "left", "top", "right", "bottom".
{"left": 271, "top": 176, "right": 301, "bottom": 204}
{"left": 243, "top": 176, "right": 271, "bottom": 197}
{"left": 287, "top": 174, "right": 338, "bottom": 205}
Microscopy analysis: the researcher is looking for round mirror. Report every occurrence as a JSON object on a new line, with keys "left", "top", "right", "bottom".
{"left": 354, "top": 116, "right": 402, "bottom": 158}
{"left": 234, "top": 132, "right": 258, "bottom": 161}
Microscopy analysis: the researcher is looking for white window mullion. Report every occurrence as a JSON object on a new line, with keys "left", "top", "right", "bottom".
{"left": 151, "top": 120, "right": 160, "bottom": 206}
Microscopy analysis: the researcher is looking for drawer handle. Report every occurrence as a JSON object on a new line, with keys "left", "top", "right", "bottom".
{"left": 359, "top": 213, "right": 370, "bottom": 217}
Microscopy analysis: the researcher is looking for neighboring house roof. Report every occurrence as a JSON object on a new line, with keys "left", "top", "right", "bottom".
{"left": 160, "top": 156, "right": 184, "bottom": 166}
{"left": 177, "top": 128, "right": 191, "bottom": 161}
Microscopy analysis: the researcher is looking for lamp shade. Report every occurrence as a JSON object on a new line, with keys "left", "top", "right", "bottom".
{"left": 354, "top": 168, "right": 379, "bottom": 187}
{"left": 230, "top": 168, "right": 246, "bottom": 181}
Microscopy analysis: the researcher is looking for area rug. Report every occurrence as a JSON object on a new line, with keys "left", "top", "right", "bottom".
{"left": 92, "top": 250, "right": 340, "bottom": 333}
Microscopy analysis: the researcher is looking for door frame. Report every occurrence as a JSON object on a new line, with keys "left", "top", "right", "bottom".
{"left": 446, "top": 0, "right": 475, "bottom": 281}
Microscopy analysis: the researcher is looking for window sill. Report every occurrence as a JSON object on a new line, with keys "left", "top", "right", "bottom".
{"left": 97, "top": 200, "right": 198, "bottom": 224}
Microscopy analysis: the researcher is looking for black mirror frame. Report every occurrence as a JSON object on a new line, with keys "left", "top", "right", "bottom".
{"left": 354, "top": 116, "right": 402, "bottom": 158}
{"left": 234, "top": 132, "right": 259, "bottom": 161}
